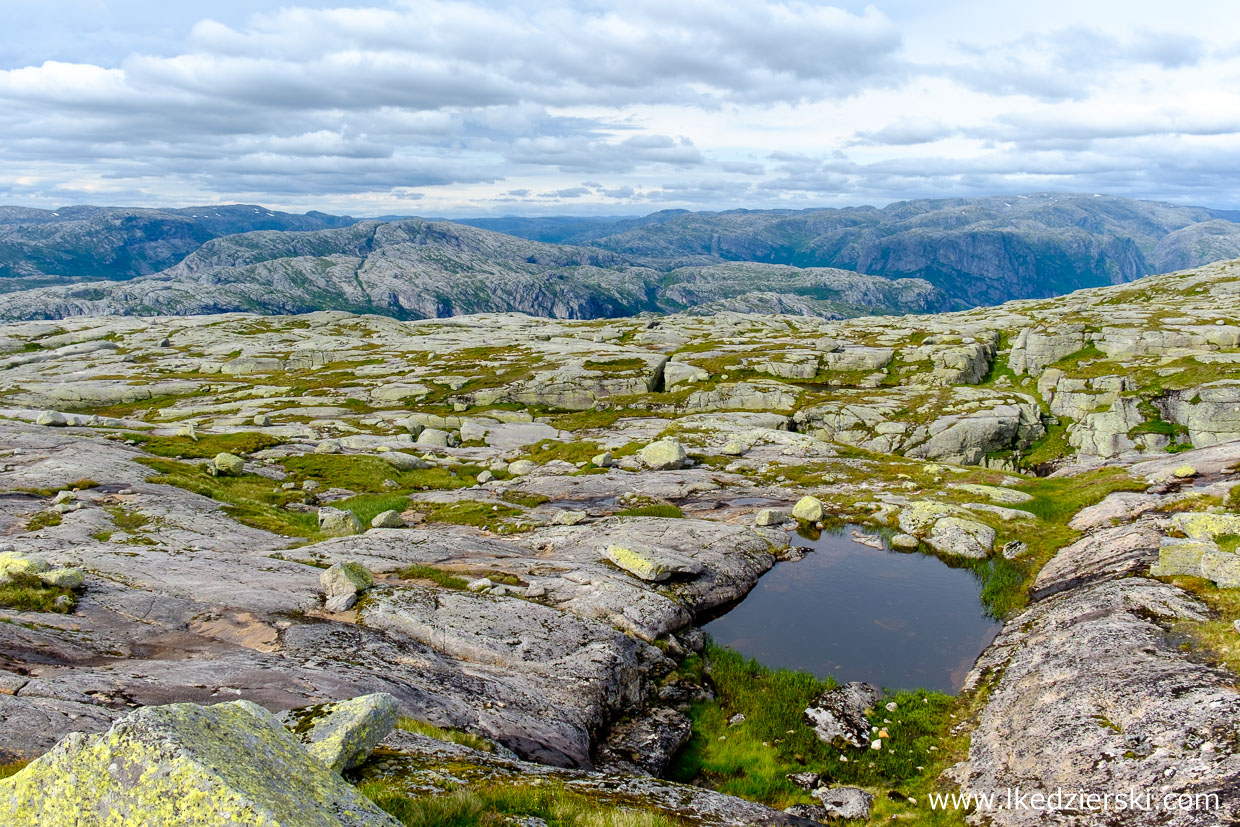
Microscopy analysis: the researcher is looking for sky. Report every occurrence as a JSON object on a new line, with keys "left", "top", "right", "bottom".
{"left": 1, "top": 0, "right": 1239, "bottom": 216}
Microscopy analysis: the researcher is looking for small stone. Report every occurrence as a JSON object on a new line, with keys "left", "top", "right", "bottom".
{"left": 415, "top": 428, "right": 451, "bottom": 448}
{"left": 754, "top": 508, "right": 787, "bottom": 527}
{"left": 467, "top": 577, "right": 494, "bottom": 592}
{"left": 591, "top": 452, "right": 613, "bottom": 467}
{"left": 728, "top": 713, "right": 746, "bottom": 726}
{"left": 814, "top": 787, "right": 874, "bottom": 821}
{"left": 211, "top": 452, "right": 246, "bottom": 477}
{"left": 785, "top": 771, "right": 821, "bottom": 791}
{"left": 476, "top": 470, "right": 494, "bottom": 484}
{"left": 890, "top": 533, "right": 919, "bottom": 550}
{"left": 792, "top": 496, "right": 825, "bottom": 522}
{"left": 253, "top": 413, "right": 272, "bottom": 427}
{"left": 370, "top": 510, "right": 405, "bottom": 529}
{"left": 508, "top": 460, "right": 537, "bottom": 476}
{"left": 314, "top": 440, "right": 341, "bottom": 454}
{"left": 38, "top": 567, "right": 85, "bottom": 590}
{"left": 303, "top": 480, "right": 321, "bottom": 493}
{"left": 317, "top": 508, "right": 363, "bottom": 536}
{"left": 279, "top": 693, "right": 400, "bottom": 774}
{"left": 1173, "top": 464, "right": 1197, "bottom": 479}
{"left": 885, "top": 701, "right": 898, "bottom": 712}
{"left": 51, "top": 490, "right": 75, "bottom": 505}
{"left": 784, "top": 804, "right": 830, "bottom": 822}
{"left": 870, "top": 739, "right": 882, "bottom": 750}
{"left": 36, "top": 411, "right": 67, "bottom": 427}
{"left": 638, "top": 439, "right": 688, "bottom": 471}
{"left": 720, "top": 441, "right": 745, "bottom": 456}
{"left": 1001, "top": 540, "right": 1028, "bottom": 559}
{"left": 552, "top": 510, "right": 587, "bottom": 526}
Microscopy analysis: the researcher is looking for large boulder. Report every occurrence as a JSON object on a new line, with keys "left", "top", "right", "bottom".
{"left": 603, "top": 544, "right": 703, "bottom": 582}
{"left": 638, "top": 439, "right": 688, "bottom": 471}
{"left": 0, "top": 700, "right": 399, "bottom": 826}
{"left": 791, "top": 496, "right": 825, "bottom": 522}
{"left": 926, "top": 516, "right": 995, "bottom": 559}
{"left": 321, "top": 560, "right": 373, "bottom": 611}
{"left": 210, "top": 452, "right": 246, "bottom": 477}
{"left": 279, "top": 693, "right": 400, "bottom": 773}
{"left": 803, "top": 682, "right": 879, "bottom": 748}
{"left": 318, "top": 507, "right": 363, "bottom": 537}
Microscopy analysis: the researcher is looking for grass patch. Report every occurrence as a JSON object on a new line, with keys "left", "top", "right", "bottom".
{"left": 615, "top": 504, "right": 684, "bottom": 519}
{"left": 333, "top": 493, "right": 411, "bottom": 526}
{"left": 138, "top": 457, "right": 320, "bottom": 538}
{"left": 0, "top": 761, "right": 29, "bottom": 780}
{"left": 500, "top": 490, "right": 550, "bottom": 508}
{"left": 583, "top": 358, "right": 648, "bottom": 373}
{"left": 124, "top": 431, "right": 284, "bottom": 459}
{"left": 0, "top": 573, "right": 76, "bottom": 614}
{"left": 395, "top": 717, "right": 496, "bottom": 753}
{"left": 25, "top": 511, "right": 62, "bottom": 531}
{"left": 15, "top": 479, "right": 99, "bottom": 497}
{"left": 358, "top": 780, "right": 682, "bottom": 827}
{"left": 411, "top": 501, "right": 526, "bottom": 533}
{"left": 282, "top": 455, "right": 479, "bottom": 494}
{"left": 1163, "top": 575, "right": 1240, "bottom": 674}
{"left": 667, "top": 643, "right": 962, "bottom": 820}
{"left": 397, "top": 564, "right": 469, "bottom": 590}
{"left": 523, "top": 440, "right": 603, "bottom": 466}
{"left": 105, "top": 505, "right": 150, "bottom": 533}
{"left": 1013, "top": 468, "right": 1143, "bottom": 525}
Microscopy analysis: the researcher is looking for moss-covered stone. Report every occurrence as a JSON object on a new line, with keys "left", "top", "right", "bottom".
{"left": 280, "top": 693, "right": 399, "bottom": 774}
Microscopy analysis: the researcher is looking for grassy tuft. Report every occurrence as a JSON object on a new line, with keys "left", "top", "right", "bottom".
{"left": 615, "top": 504, "right": 684, "bottom": 519}
{"left": 397, "top": 564, "right": 470, "bottom": 590}
{"left": 125, "top": 431, "right": 284, "bottom": 459}
{"left": 395, "top": 717, "right": 496, "bottom": 753}
{"left": 25, "top": 511, "right": 62, "bottom": 531}
{"left": 0, "top": 573, "right": 76, "bottom": 614}
{"left": 0, "top": 761, "right": 29, "bottom": 780}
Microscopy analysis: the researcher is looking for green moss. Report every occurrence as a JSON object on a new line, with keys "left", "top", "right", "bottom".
{"left": 412, "top": 501, "right": 526, "bottom": 532}
{"left": 615, "top": 504, "right": 684, "bottom": 519}
{"left": 0, "top": 760, "right": 29, "bottom": 779}
{"left": 395, "top": 718, "right": 496, "bottom": 753}
{"left": 358, "top": 779, "right": 683, "bottom": 827}
{"left": 397, "top": 564, "right": 469, "bottom": 590}
{"left": 104, "top": 506, "right": 150, "bottom": 533}
{"left": 582, "top": 358, "right": 648, "bottom": 373}
{"left": 24, "top": 511, "right": 62, "bottom": 531}
{"left": 522, "top": 440, "right": 603, "bottom": 465}
{"left": 14, "top": 479, "right": 99, "bottom": 497}
{"left": 125, "top": 431, "right": 284, "bottom": 459}
{"left": 667, "top": 643, "right": 962, "bottom": 821}
{"left": 282, "top": 455, "right": 480, "bottom": 494}
{"left": 499, "top": 490, "right": 550, "bottom": 508}
{"left": 0, "top": 573, "right": 76, "bottom": 614}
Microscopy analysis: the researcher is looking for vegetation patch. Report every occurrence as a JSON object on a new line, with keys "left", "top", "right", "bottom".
{"left": 124, "top": 431, "right": 284, "bottom": 459}
{"left": 397, "top": 564, "right": 470, "bottom": 591}
{"left": 0, "top": 761, "right": 29, "bottom": 780}
{"left": 411, "top": 501, "right": 526, "bottom": 533}
{"left": 615, "top": 504, "right": 684, "bottom": 519}
{"left": 15, "top": 479, "right": 99, "bottom": 498}
{"left": 395, "top": 717, "right": 496, "bottom": 753}
{"left": 24, "top": 511, "right": 62, "bottom": 532}
{"left": 0, "top": 573, "right": 76, "bottom": 614}
{"left": 667, "top": 643, "right": 964, "bottom": 823}
{"left": 282, "top": 455, "right": 481, "bottom": 493}
{"left": 358, "top": 779, "right": 682, "bottom": 827}
{"left": 499, "top": 490, "right": 550, "bottom": 508}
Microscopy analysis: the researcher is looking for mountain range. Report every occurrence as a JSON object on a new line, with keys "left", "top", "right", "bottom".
{"left": 1, "top": 193, "right": 1239, "bottom": 321}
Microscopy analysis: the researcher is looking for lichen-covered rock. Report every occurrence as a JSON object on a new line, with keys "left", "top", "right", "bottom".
{"left": 0, "top": 699, "right": 399, "bottom": 826}
{"left": 926, "top": 516, "right": 995, "bottom": 559}
{"left": 321, "top": 560, "right": 373, "bottom": 612}
{"left": 379, "top": 451, "right": 430, "bottom": 471}
{"left": 280, "top": 693, "right": 400, "bottom": 773}
{"left": 603, "top": 544, "right": 703, "bottom": 582}
{"left": 318, "top": 507, "right": 363, "bottom": 537}
{"left": 791, "top": 496, "right": 824, "bottom": 522}
{"left": 0, "top": 552, "right": 49, "bottom": 581}
{"left": 415, "top": 427, "right": 452, "bottom": 447}
{"left": 210, "top": 451, "right": 245, "bottom": 476}
{"left": 370, "top": 510, "right": 405, "bottom": 529}
{"left": 638, "top": 439, "right": 687, "bottom": 471}
{"left": 508, "top": 459, "right": 537, "bottom": 476}
{"left": 37, "top": 567, "right": 85, "bottom": 590}
{"left": 1170, "top": 511, "right": 1240, "bottom": 542}
{"left": 803, "top": 682, "right": 879, "bottom": 748}
{"left": 813, "top": 786, "right": 874, "bottom": 821}
{"left": 754, "top": 508, "right": 787, "bottom": 526}
{"left": 35, "top": 411, "right": 67, "bottom": 427}
{"left": 1150, "top": 537, "right": 1215, "bottom": 578}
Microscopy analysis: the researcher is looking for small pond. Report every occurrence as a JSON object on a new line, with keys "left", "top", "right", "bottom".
{"left": 701, "top": 527, "right": 1001, "bottom": 693}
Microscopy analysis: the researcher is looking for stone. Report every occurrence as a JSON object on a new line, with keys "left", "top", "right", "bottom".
{"left": 804, "top": 682, "right": 880, "bottom": 748}
{"left": 1172, "top": 511, "right": 1240, "bottom": 542}
{"left": 35, "top": 411, "right": 66, "bottom": 427}
{"left": 792, "top": 496, "right": 825, "bottom": 522}
{"left": 603, "top": 544, "right": 704, "bottom": 582}
{"left": 370, "top": 510, "right": 405, "bottom": 529}
{"left": 596, "top": 707, "right": 693, "bottom": 776}
{"left": 37, "top": 567, "right": 85, "bottom": 590}
{"left": 253, "top": 413, "right": 272, "bottom": 426}
{"left": 379, "top": 451, "right": 430, "bottom": 471}
{"left": 786, "top": 771, "right": 821, "bottom": 791}
{"left": 1202, "top": 550, "right": 1240, "bottom": 589}
{"left": 926, "top": 516, "right": 995, "bottom": 558}
{"left": 318, "top": 507, "right": 363, "bottom": 537}
{"left": 591, "top": 452, "right": 613, "bottom": 467}
{"left": 51, "top": 490, "right": 74, "bottom": 505}
{"left": 0, "top": 552, "right": 49, "bottom": 581}
{"left": 784, "top": 803, "right": 831, "bottom": 822}
{"left": 638, "top": 439, "right": 688, "bottom": 471}
{"left": 754, "top": 508, "right": 787, "bottom": 527}
{"left": 0, "top": 700, "right": 398, "bottom": 826}
{"left": 813, "top": 787, "right": 874, "bottom": 821}
{"left": 210, "top": 451, "right": 246, "bottom": 476}
{"left": 1172, "top": 463, "right": 1197, "bottom": 479}
{"left": 508, "top": 459, "right": 537, "bottom": 476}
{"left": 315, "top": 440, "right": 342, "bottom": 454}
{"left": 1150, "top": 538, "right": 1216, "bottom": 578}
{"left": 476, "top": 470, "right": 494, "bottom": 483}
{"left": 1001, "top": 540, "right": 1028, "bottom": 559}
{"left": 279, "top": 693, "right": 400, "bottom": 774}
{"left": 415, "top": 427, "right": 452, "bottom": 447}
{"left": 890, "top": 533, "right": 919, "bottom": 550}
{"left": 467, "top": 577, "right": 493, "bottom": 592}
{"left": 320, "top": 561, "right": 373, "bottom": 609}
{"left": 552, "top": 510, "right": 588, "bottom": 526}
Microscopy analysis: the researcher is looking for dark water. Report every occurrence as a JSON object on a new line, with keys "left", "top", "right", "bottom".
{"left": 702, "top": 528, "right": 1001, "bottom": 693}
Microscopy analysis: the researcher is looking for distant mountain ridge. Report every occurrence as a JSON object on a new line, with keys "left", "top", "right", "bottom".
{"left": 2, "top": 194, "right": 1240, "bottom": 320}
{"left": 0, "top": 219, "right": 942, "bottom": 321}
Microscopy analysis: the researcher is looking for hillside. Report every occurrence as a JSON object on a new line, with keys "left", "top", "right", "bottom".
{"left": 0, "top": 220, "right": 943, "bottom": 321}
{"left": 462, "top": 193, "right": 1240, "bottom": 306}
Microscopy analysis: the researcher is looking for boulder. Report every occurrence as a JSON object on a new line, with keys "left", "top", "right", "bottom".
{"left": 279, "top": 693, "right": 400, "bottom": 774}
{"left": 415, "top": 427, "right": 452, "bottom": 448}
{"left": 1171, "top": 512, "right": 1240, "bottom": 542}
{"left": 508, "top": 459, "right": 537, "bottom": 476}
{"left": 370, "top": 510, "right": 405, "bottom": 529}
{"left": 320, "top": 561, "right": 373, "bottom": 611}
{"left": 926, "top": 517, "right": 995, "bottom": 559}
{"left": 803, "top": 682, "right": 879, "bottom": 748}
{"left": 890, "top": 533, "right": 919, "bottom": 550}
{"left": 552, "top": 510, "right": 588, "bottom": 526}
{"left": 0, "top": 552, "right": 50, "bottom": 581}
{"left": 791, "top": 496, "right": 825, "bottom": 522}
{"left": 639, "top": 439, "right": 687, "bottom": 471}
{"left": 0, "top": 700, "right": 398, "bottom": 826}
{"left": 210, "top": 452, "right": 246, "bottom": 477}
{"left": 1150, "top": 538, "right": 1215, "bottom": 578}
{"left": 603, "top": 544, "right": 704, "bottom": 582}
{"left": 596, "top": 707, "right": 692, "bottom": 776}
{"left": 35, "top": 411, "right": 66, "bottom": 427}
{"left": 318, "top": 507, "right": 363, "bottom": 538}
{"left": 813, "top": 787, "right": 874, "bottom": 821}
{"left": 754, "top": 508, "right": 787, "bottom": 527}
{"left": 37, "top": 567, "right": 85, "bottom": 590}
{"left": 379, "top": 451, "right": 430, "bottom": 471}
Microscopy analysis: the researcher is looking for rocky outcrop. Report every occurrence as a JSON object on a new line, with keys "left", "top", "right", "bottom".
{"left": 0, "top": 699, "right": 399, "bottom": 826}
{"left": 803, "top": 682, "right": 880, "bottom": 749}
